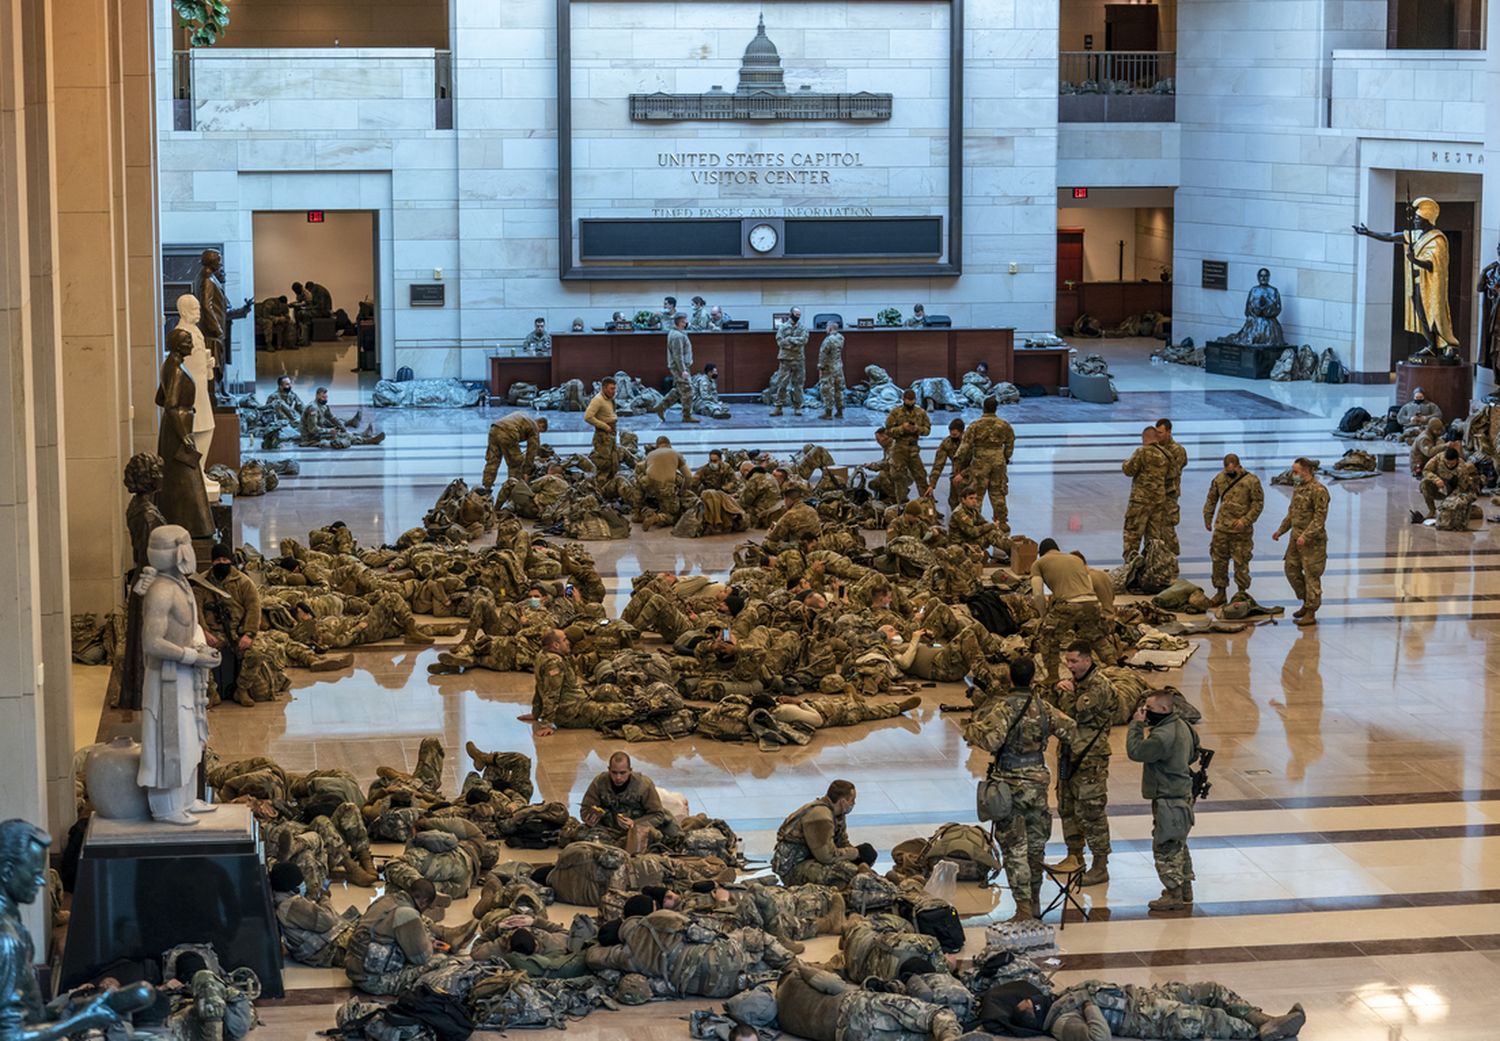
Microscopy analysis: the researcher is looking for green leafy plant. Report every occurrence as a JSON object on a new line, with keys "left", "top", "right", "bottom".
{"left": 876, "top": 307, "right": 902, "bottom": 327}
{"left": 175, "top": 0, "right": 231, "bottom": 47}
{"left": 632, "top": 310, "right": 662, "bottom": 330}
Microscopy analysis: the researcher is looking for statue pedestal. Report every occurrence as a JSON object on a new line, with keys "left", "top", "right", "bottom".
{"left": 59, "top": 804, "right": 284, "bottom": 996}
{"left": 1205, "top": 340, "right": 1284, "bottom": 379}
{"left": 1396, "top": 360, "right": 1473, "bottom": 428}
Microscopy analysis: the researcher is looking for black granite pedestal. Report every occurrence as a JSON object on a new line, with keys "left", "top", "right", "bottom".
{"left": 1205, "top": 340, "right": 1285, "bottom": 379}
{"left": 60, "top": 805, "right": 284, "bottom": 997}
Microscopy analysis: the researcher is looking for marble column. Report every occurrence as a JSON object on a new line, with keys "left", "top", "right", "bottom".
{"left": 1484, "top": 0, "right": 1499, "bottom": 322}
{"left": 53, "top": 0, "right": 133, "bottom": 614}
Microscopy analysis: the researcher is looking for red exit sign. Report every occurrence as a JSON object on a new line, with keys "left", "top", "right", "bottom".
{"left": 306, "top": 210, "right": 325, "bottom": 223}
{"left": 1072, "top": 188, "right": 1088, "bottom": 199}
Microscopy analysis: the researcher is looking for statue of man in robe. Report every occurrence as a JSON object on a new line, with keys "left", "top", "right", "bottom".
{"left": 1354, "top": 196, "right": 1459, "bottom": 364}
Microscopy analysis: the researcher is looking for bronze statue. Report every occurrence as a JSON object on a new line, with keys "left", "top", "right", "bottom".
{"left": 192, "top": 250, "right": 228, "bottom": 398}
{"left": 0, "top": 819, "right": 155, "bottom": 1040}
{"left": 1481, "top": 240, "right": 1499, "bottom": 379}
{"left": 1224, "top": 267, "right": 1286, "bottom": 347}
{"left": 117, "top": 453, "right": 168, "bottom": 712}
{"left": 155, "top": 329, "right": 215, "bottom": 538}
{"left": 1354, "top": 197, "right": 1460, "bottom": 364}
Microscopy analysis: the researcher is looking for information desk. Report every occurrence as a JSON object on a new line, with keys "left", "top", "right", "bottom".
{"left": 525, "top": 328, "right": 1065, "bottom": 397}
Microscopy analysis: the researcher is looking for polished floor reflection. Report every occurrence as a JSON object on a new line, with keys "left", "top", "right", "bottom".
{"left": 78, "top": 339, "right": 1500, "bottom": 1039}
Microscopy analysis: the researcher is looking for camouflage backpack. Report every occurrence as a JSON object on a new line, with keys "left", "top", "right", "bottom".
{"left": 840, "top": 914, "right": 945, "bottom": 982}
{"left": 846, "top": 871, "right": 903, "bottom": 914}
{"left": 1436, "top": 493, "right": 1480, "bottom": 531}
{"left": 917, "top": 822, "right": 1001, "bottom": 882}
{"left": 1131, "top": 537, "right": 1179, "bottom": 593}
{"left": 548, "top": 841, "right": 627, "bottom": 907}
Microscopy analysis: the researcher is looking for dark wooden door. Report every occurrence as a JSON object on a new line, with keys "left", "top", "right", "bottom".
{"left": 1389, "top": 200, "right": 1475, "bottom": 369}
{"left": 1057, "top": 229, "right": 1085, "bottom": 333}
{"left": 1105, "top": 4, "right": 1158, "bottom": 51}
{"left": 1388, "top": 0, "right": 1479, "bottom": 49}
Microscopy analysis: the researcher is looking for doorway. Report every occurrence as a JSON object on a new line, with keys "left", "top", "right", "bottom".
{"left": 251, "top": 210, "right": 379, "bottom": 399}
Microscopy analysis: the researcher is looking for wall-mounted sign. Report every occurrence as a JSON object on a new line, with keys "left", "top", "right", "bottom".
{"left": 409, "top": 283, "right": 445, "bottom": 307}
{"left": 306, "top": 210, "right": 325, "bottom": 223}
{"left": 1072, "top": 188, "right": 1088, "bottom": 199}
{"left": 1202, "top": 259, "right": 1229, "bottom": 291}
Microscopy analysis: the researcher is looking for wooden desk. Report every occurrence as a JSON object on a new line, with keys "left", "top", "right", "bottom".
{"left": 489, "top": 356, "right": 552, "bottom": 398}
{"left": 545, "top": 327, "right": 1058, "bottom": 394}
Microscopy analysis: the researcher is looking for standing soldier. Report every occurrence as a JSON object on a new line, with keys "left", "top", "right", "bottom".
{"left": 585, "top": 376, "right": 619, "bottom": 475}
{"left": 817, "top": 319, "right": 846, "bottom": 419}
{"left": 1154, "top": 418, "right": 1187, "bottom": 556}
{"left": 653, "top": 314, "right": 699, "bottom": 423}
{"left": 770, "top": 306, "right": 809, "bottom": 416}
{"left": 1127, "top": 687, "right": 1201, "bottom": 913}
{"left": 1122, "top": 426, "right": 1168, "bottom": 562}
{"left": 1031, "top": 539, "right": 1111, "bottom": 684}
{"left": 925, "top": 418, "right": 966, "bottom": 511}
{"left": 480, "top": 412, "right": 549, "bottom": 492}
{"left": 1272, "top": 457, "right": 1328, "bottom": 626}
{"left": 1050, "top": 642, "right": 1117, "bottom": 887}
{"left": 1202, "top": 454, "right": 1264, "bottom": 607}
{"left": 953, "top": 398, "right": 1015, "bottom": 530}
{"left": 883, "top": 387, "right": 931, "bottom": 503}
{"left": 964, "top": 657, "right": 1076, "bottom": 921}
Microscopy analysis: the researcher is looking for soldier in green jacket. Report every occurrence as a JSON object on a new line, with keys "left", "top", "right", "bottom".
{"left": 954, "top": 398, "right": 1015, "bottom": 530}
{"left": 1154, "top": 418, "right": 1188, "bottom": 555}
{"left": 1050, "top": 643, "right": 1117, "bottom": 886}
{"left": 1122, "top": 426, "right": 1168, "bottom": 562}
{"left": 884, "top": 389, "right": 932, "bottom": 503}
{"left": 1127, "top": 688, "right": 1199, "bottom": 913}
{"left": 1202, "top": 454, "right": 1264, "bottom": 606}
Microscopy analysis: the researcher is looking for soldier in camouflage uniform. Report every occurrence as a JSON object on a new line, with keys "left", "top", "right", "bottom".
{"left": 270, "top": 862, "right": 360, "bottom": 967}
{"left": 344, "top": 879, "right": 452, "bottom": 995}
{"left": 1122, "top": 426, "right": 1169, "bottom": 562}
{"left": 1154, "top": 418, "right": 1188, "bottom": 556}
{"left": 953, "top": 397, "right": 1015, "bottom": 530}
{"left": 1050, "top": 643, "right": 1117, "bottom": 885}
{"left": 1127, "top": 688, "right": 1200, "bottom": 913}
{"left": 884, "top": 388, "right": 932, "bottom": 503}
{"left": 1419, "top": 445, "right": 1480, "bottom": 518}
{"left": 771, "top": 307, "right": 810, "bottom": 416}
{"left": 738, "top": 465, "right": 787, "bottom": 527}
{"left": 765, "top": 484, "right": 823, "bottom": 547}
{"left": 578, "top": 751, "right": 682, "bottom": 848}
{"left": 1202, "top": 454, "right": 1264, "bottom": 606}
{"left": 584, "top": 377, "right": 619, "bottom": 475}
{"left": 777, "top": 963, "right": 963, "bottom": 1041}
{"left": 527, "top": 629, "right": 638, "bottom": 736}
{"left": 772, "top": 780, "right": 868, "bottom": 888}
{"left": 1031, "top": 540, "right": 1111, "bottom": 684}
{"left": 1272, "top": 457, "right": 1328, "bottom": 627}
{"left": 948, "top": 488, "right": 1008, "bottom": 556}
{"left": 481, "top": 412, "right": 549, "bottom": 491}
{"left": 925, "top": 418, "right": 966, "bottom": 511}
{"left": 1044, "top": 979, "right": 1306, "bottom": 1041}
{"left": 653, "top": 314, "right": 699, "bottom": 423}
{"left": 817, "top": 321, "right": 847, "bottom": 419}
{"left": 964, "top": 657, "right": 1078, "bottom": 920}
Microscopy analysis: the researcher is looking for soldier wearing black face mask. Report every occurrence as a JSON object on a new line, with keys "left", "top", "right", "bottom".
{"left": 192, "top": 542, "right": 262, "bottom": 706}
{"left": 1127, "top": 688, "right": 1200, "bottom": 913}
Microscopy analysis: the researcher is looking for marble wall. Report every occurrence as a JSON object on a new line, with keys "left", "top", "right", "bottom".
{"left": 158, "top": 0, "right": 1059, "bottom": 380}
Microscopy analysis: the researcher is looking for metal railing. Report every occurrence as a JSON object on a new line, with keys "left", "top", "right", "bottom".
{"left": 1059, "top": 51, "right": 1176, "bottom": 94}
{"left": 172, "top": 50, "right": 194, "bottom": 130}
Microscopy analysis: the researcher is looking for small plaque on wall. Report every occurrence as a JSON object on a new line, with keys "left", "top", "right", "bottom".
{"left": 410, "top": 283, "right": 445, "bottom": 307}
{"left": 857, "top": 318, "right": 875, "bottom": 328}
{"left": 1201, "top": 260, "right": 1229, "bottom": 291}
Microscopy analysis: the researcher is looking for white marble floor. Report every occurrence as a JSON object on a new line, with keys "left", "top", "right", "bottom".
{"left": 76, "top": 339, "right": 1500, "bottom": 1040}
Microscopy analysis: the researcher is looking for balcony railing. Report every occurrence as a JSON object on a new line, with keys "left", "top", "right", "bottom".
{"left": 171, "top": 48, "right": 455, "bottom": 133}
{"left": 1058, "top": 51, "right": 1176, "bottom": 123}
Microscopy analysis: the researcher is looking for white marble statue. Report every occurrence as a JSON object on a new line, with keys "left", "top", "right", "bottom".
{"left": 136, "top": 524, "right": 220, "bottom": 826}
{"left": 175, "top": 294, "right": 219, "bottom": 496}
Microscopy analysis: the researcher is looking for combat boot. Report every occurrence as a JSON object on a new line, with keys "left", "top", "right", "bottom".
{"left": 309, "top": 653, "right": 354, "bottom": 672}
{"left": 1007, "top": 898, "right": 1035, "bottom": 922}
{"left": 340, "top": 856, "right": 379, "bottom": 888}
{"left": 1207, "top": 588, "right": 1226, "bottom": 608}
{"left": 1256, "top": 1004, "right": 1305, "bottom": 1041}
{"left": 1180, "top": 880, "right": 1193, "bottom": 903}
{"left": 1147, "top": 887, "right": 1187, "bottom": 912}
{"left": 812, "top": 892, "right": 847, "bottom": 936}
{"left": 820, "top": 411, "right": 833, "bottom": 420}
{"left": 1048, "top": 845, "right": 1084, "bottom": 873}
{"left": 896, "top": 695, "right": 922, "bottom": 713}
{"left": 1292, "top": 605, "right": 1307, "bottom": 618}
{"left": 465, "top": 740, "right": 493, "bottom": 769}
{"left": 652, "top": 402, "right": 667, "bottom": 420}
{"left": 234, "top": 688, "right": 256, "bottom": 708}
{"left": 770, "top": 406, "right": 784, "bottom": 416}
{"left": 1294, "top": 611, "right": 1317, "bottom": 627}
{"left": 431, "top": 918, "right": 479, "bottom": 952}
{"left": 1029, "top": 883, "right": 1043, "bottom": 912}
{"left": 1079, "top": 854, "right": 1109, "bottom": 886}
